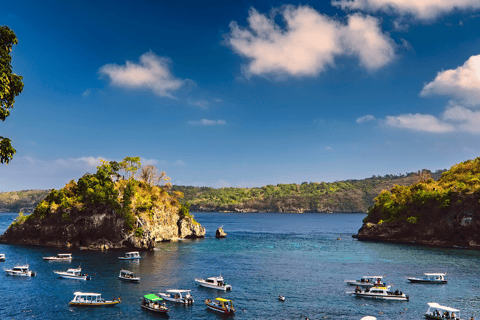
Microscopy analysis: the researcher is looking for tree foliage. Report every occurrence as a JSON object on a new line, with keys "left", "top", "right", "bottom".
{"left": 0, "top": 26, "right": 23, "bottom": 164}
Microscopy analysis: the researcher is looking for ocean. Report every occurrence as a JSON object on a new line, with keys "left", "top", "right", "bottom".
{"left": 0, "top": 212, "right": 479, "bottom": 319}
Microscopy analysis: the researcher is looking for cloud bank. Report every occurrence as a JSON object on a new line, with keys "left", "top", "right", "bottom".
{"left": 99, "top": 52, "right": 185, "bottom": 98}
{"left": 332, "top": 0, "right": 480, "bottom": 20}
{"left": 188, "top": 119, "right": 227, "bottom": 126}
{"left": 226, "top": 5, "right": 395, "bottom": 78}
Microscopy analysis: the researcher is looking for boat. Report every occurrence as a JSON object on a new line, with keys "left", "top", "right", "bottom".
{"left": 69, "top": 292, "right": 121, "bottom": 306}
{"left": 279, "top": 295, "right": 285, "bottom": 301}
{"left": 407, "top": 273, "right": 447, "bottom": 284}
{"left": 141, "top": 294, "right": 169, "bottom": 313}
{"left": 205, "top": 297, "right": 235, "bottom": 314}
{"left": 344, "top": 275, "right": 386, "bottom": 287}
{"left": 0, "top": 254, "right": 5, "bottom": 261}
{"left": 425, "top": 302, "right": 463, "bottom": 319}
{"left": 4, "top": 265, "right": 36, "bottom": 277}
{"left": 158, "top": 289, "right": 194, "bottom": 304}
{"left": 54, "top": 267, "right": 90, "bottom": 280}
{"left": 194, "top": 275, "right": 232, "bottom": 291}
{"left": 118, "top": 269, "right": 140, "bottom": 282}
{"left": 349, "top": 286, "right": 409, "bottom": 301}
{"left": 43, "top": 253, "right": 72, "bottom": 261}
{"left": 118, "top": 251, "right": 141, "bottom": 260}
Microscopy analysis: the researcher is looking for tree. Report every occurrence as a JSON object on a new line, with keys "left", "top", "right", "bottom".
{"left": 119, "top": 156, "right": 141, "bottom": 179}
{"left": 0, "top": 26, "right": 23, "bottom": 164}
{"left": 139, "top": 164, "right": 158, "bottom": 185}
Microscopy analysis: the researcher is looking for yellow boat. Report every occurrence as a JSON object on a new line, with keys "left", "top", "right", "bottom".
{"left": 205, "top": 297, "right": 235, "bottom": 314}
{"left": 69, "top": 292, "right": 121, "bottom": 306}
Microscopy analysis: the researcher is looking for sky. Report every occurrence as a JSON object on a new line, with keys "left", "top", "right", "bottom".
{"left": 2, "top": 0, "right": 480, "bottom": 191}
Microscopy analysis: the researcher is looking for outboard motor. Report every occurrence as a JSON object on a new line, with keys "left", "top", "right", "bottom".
{"left": 31, "top": 271, "right": 36, "bottom": 277}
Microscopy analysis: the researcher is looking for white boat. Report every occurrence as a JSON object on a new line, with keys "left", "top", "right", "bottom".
{"left": 4, "top": 265, "right": 36, "bottom": 277}
{"left": 195, "top": 275, "right": 232, "bottom": 291}
{"left": 118, "top": 251, "right": 141, "bottom": 260}
{"left": 425, "top": 302, "right": 463, "bottom": 319}
{"left": 278, "top": 295, "right": 285, "bottom": 301}
{"left": 349, "top": 286, "right": 409, "bottom": 301}
{"left": 43, "top": 253, "right": 72, "bottom": 261}
{"left": 141, "top": 294, "right": 169, "bottom": 313}
{"left": 0, "top": 254, "right": 5, "bottom": 261}
{"left": 205, "top": 298, "right": 235, "bottom": 315}
{"left": 345, "top": 275, "right": 386, "bottom": 287}
{"left": 408, "top": 273, "right": 447, "bottom": 284}
{"left": 118, "top": 269, "right": 140, "bottom": 282}
{"left": 70, "top": 292, "right": 121, "bottom": 306}
{"left": 158, "top": 289, "right": 194, "bottom": 304}
{"left": 54, "top": 267, "right": 90, "bottom": 280}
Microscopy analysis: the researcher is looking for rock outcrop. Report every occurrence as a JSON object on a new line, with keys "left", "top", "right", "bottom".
{"left": 215, "top": 226, "right": 227, "bottom": 238}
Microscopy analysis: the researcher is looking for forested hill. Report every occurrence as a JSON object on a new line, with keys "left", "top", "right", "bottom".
{"left": 0, "top": 190, "right": 51, "bottom": 213}
{"left": 171, "top": 170, "right": 445, "bottom": 213}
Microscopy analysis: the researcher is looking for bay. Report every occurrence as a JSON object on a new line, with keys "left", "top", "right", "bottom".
{"left": 0, "top": 212, "right": 479, "bottom": 319}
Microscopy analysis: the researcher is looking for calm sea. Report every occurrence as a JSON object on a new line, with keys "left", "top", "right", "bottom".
{"left": 0, "top": 212, "right": 479, "bottom": 319}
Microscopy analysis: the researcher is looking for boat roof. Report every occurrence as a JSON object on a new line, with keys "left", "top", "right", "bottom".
{"left": 207, "top": 275, "right": 223, "bottom": 280}
{"left": 362, "top": 276, "right": 384, "bottom": 278}
{"left": 126, "top": 251, "right": 139, "bottom": 254}
{"left": 74, "top": 292, "right": 101, "bottom": 296}
{"left": 144, "top": 294, "right": 163, "bottom": 301}
{"left": 58, "top": 253, "right": 72, "bottom": 256}
{"left": 424, "top": 273, "right": 446, "bottom": 276}
{"left": 428, "top": 302, "right": 459, "bottom": 312}
{"left": 13, "top": 265, "right": 28, "bottom": 268}
{"left": 120, "top": 269, "right": 134, "bottom": 274}
{"left": 166, "top": 289, "right": 190, "bottom": 293}
{"left": 216, "top": 298, "right": 233, "bottom": 302}
{"left": 67, "top": 268, "right": 81, "bottom": 271}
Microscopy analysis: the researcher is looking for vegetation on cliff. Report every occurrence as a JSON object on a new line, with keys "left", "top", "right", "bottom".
{"left": 0, "top": 189, "right": 50, "bottom": 213}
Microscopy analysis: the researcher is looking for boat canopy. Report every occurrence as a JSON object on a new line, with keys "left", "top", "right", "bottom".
{"left": 424, "top": 273, "right": 446, "bottom": 276}
{"left": 58, "top": 253, "right": 72, "bottom": 257}
{"left": 166, "top": 289, "right": 190, "bottom": 293}
{"left": 127, "top": 251, "right": 139, "bottom": 255}
{"left": 216, "top": 298, "right": 233, "bottom": 302}
{"left": 144, "top": 294, "right": 163, "bottom": 301}
{"left": 427, "top": 302, "right": 459, "bottom": 312}
{"left": 362, "top": 276, "right": 384, "bottom": 279}
{"left": 74, "top": 292, "right": 101, "bottom": 296}
{"left": 120, "top": 269, "right": 134, "bottom": 274}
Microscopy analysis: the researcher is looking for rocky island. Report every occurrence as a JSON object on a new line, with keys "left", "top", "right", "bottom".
{"left": 0, "top": 157, "right": 205, "bottom": 250}
{"left": 355, "top": 158, "right": 480, "bottom": 250}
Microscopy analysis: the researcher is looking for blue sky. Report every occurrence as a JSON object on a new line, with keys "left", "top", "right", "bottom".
{"left": 2, "top": 0, "right": 480, "bottom": 191}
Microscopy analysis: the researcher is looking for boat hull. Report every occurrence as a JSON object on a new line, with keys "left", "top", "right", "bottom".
{"left": 141, "top": 305, "right": 169, "bottom": 313}
{"left": 119, "top": 276, "right": 140, "bottom": 282}
{"left": 70, "top": 301, "right": 120, "bottom": 306}
{"left": 197, "top": 282, "right": 232, "bottom": 291}
{"left": 57, "top": 274, "right": 90, "bottom": 280}
{"left": 118, "top": 257, "right": 141, "bottom": 260}
{"left": 5, "top": 271, "right": 35, "bottom": 277}
{"left": 205, "top": 303, "right": 235, "bottom": 314}
{"left": 408, "top": 278, "right": 447, "bottom": 284}
{"left": 352, "top": 293, "right": 409, "bottom": 301}
{"left": 159, "top": 294, "right": 194, "bottom": 304}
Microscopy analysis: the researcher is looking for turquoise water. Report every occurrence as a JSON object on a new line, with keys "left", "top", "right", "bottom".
{"left": 0, "top": 212, "right": 479, "bottom": 319}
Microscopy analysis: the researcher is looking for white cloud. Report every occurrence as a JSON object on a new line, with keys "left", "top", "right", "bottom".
{"left": 99, "top": 51, "right": 185, "bottom": 98}
{"left": 385, "top": 113, "right": 455, "bottom": 132}
{"left": 214, "top": 98, "right": 224, "bottom": 103}
{"left": 325, "top": 146, "right": 333, "bottom": 151}
{"left": 442, "top": 104, "right": 480, "bottom": 133}
{"left": 82, "top": 89, "right": 91, "bottom": 97}
{"left": 188, "top": 119, "right": 227, "bottom": 126}
{"left": 421, "top": 55, "right": 480, "bottom": 106}
{"left": 187, "top": 99, "right": 210, "bottom": 108}
{"left": 226, "top": 5, "right": 395, "bottom": 78}
{"left": 332, "top": 0, "right": 480, "bottom": 20}
{"left": 356, "top": 114, "right": 376, "bottom": 123}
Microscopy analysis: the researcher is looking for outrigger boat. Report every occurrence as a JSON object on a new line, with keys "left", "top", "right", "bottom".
{"left": 408, "top": 273, "right": 447, "bottom": 284}
{"left": 425, "top": 302, "right": 463, "bottom": 319}
{"left": 350, "top": 286, "right": 409, "bottom": 301}
{"left": 4, "top": 265, "right": 36, "bottom": 277}
{"left": 70, "top": 292, "right": 121, "bottom": 306}
{"left": 54, "top": 267, "right": 90, "bottom": 280}
{"left": 205, "top": 298, "right": 235, "bottom": 315}
{"left": 158, "top": 289, "right": 194, "bottom": 304}
{"left": 118, "top": 269, "right": 140, "bottom": 282}
{"left": 118, "top": 251, "right": 141, "bottom": 260}
{"left": 195, "top": 275, "right": 232, "bottom": 291}
{"left": 0, "top": 254, "right": 5, "bottom": 261}
{"left": 43, "top": 253, "right": 72, "bottom": 261}
{"left": 141, "top": 294, "right": 169, "bottom": 313}
{"left": 345, "top": 275, "right": 386, "bottom": 287}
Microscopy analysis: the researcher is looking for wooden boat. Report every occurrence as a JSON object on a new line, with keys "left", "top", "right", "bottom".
{"left": 4, "top": 265, "right": 36, "bottom": 277}
{"left": 278, "top": 295, "right": 285, "bottom": 301}
{"left": 195, "top": 275, "right": 232, "bottom": 291}
{"left": 0, "top": 254, "right": 5, "bottom": 262}
{"left": 118, "top": 269, "right": 140, "bottom": 282}
{"left": 345, "top": 275, "right": 386, "bottom": 287}
{"left": 54, "top": 267, "right": 90, "bottom": 280}
{"left": 118, "top": 251, "right": 141, "bottom": 260}
{"left": 69, "top": 292, "right": 121, "bottom": 306}
{"left": 205, "top": 298, "right": 235, "bottom": 314}
{"left": 141, "top": 294, "right": 169, "bottom": 313}
{"left": 158, "top": 289, "right": 194, "bottom": 304}
{"left": 408, "top": 273, "right": 447, "bottom": 284}
{"left": 425, "top": 302, "right": 463, "bottom": 319}
{"left": 350, "top": 286, "right": 409, "bottom": 301}
{"left": 43, "top": 253, "right": 72, "bottom": 261}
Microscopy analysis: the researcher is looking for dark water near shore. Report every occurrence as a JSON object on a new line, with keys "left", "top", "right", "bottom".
{"left": 1, "top": 212, "right": 479, "bottom": 319}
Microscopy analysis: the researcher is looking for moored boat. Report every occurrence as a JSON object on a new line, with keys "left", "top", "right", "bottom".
{"left": 118, "top": 251, "right": 141, "bottom": 260}
{"left": 345, "top": 275, "right": 386, "bottom": 287}
{"left": 69, "top": 292, "right": 121, "bottom": 306}
{"left": 349, "top": 286, "right": 409, "bottom": 301}
{"left": 408, "top": 273, "right": 447, "bottom": 284}
{"left": 158, "top": 289, "right": 194, "bottom": 304}
{"left": 118, "top": 269, "right": 140, "bottom": 282}
{"left": 205, "top": 298, "right": 235, "bottom": 314}
{"left": 195, "top": 275, "right": 232, "bottom": 291}
{"left": 0, "top": 254, "right": 5, "bottom": 261}
{"left": 141, "top": 294, "right": 169, "bottom": 313}
{"left": 54, "top": 267, "right": 90, "bottom": 280}
{"left": 425, "top": 302, "right": 463, "bottom": 319}
{"left": 43, "top": 253, "right": 72, "bottom": 261}
{"left": 4, "top": 265, "right": 36, "bottom": 277}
